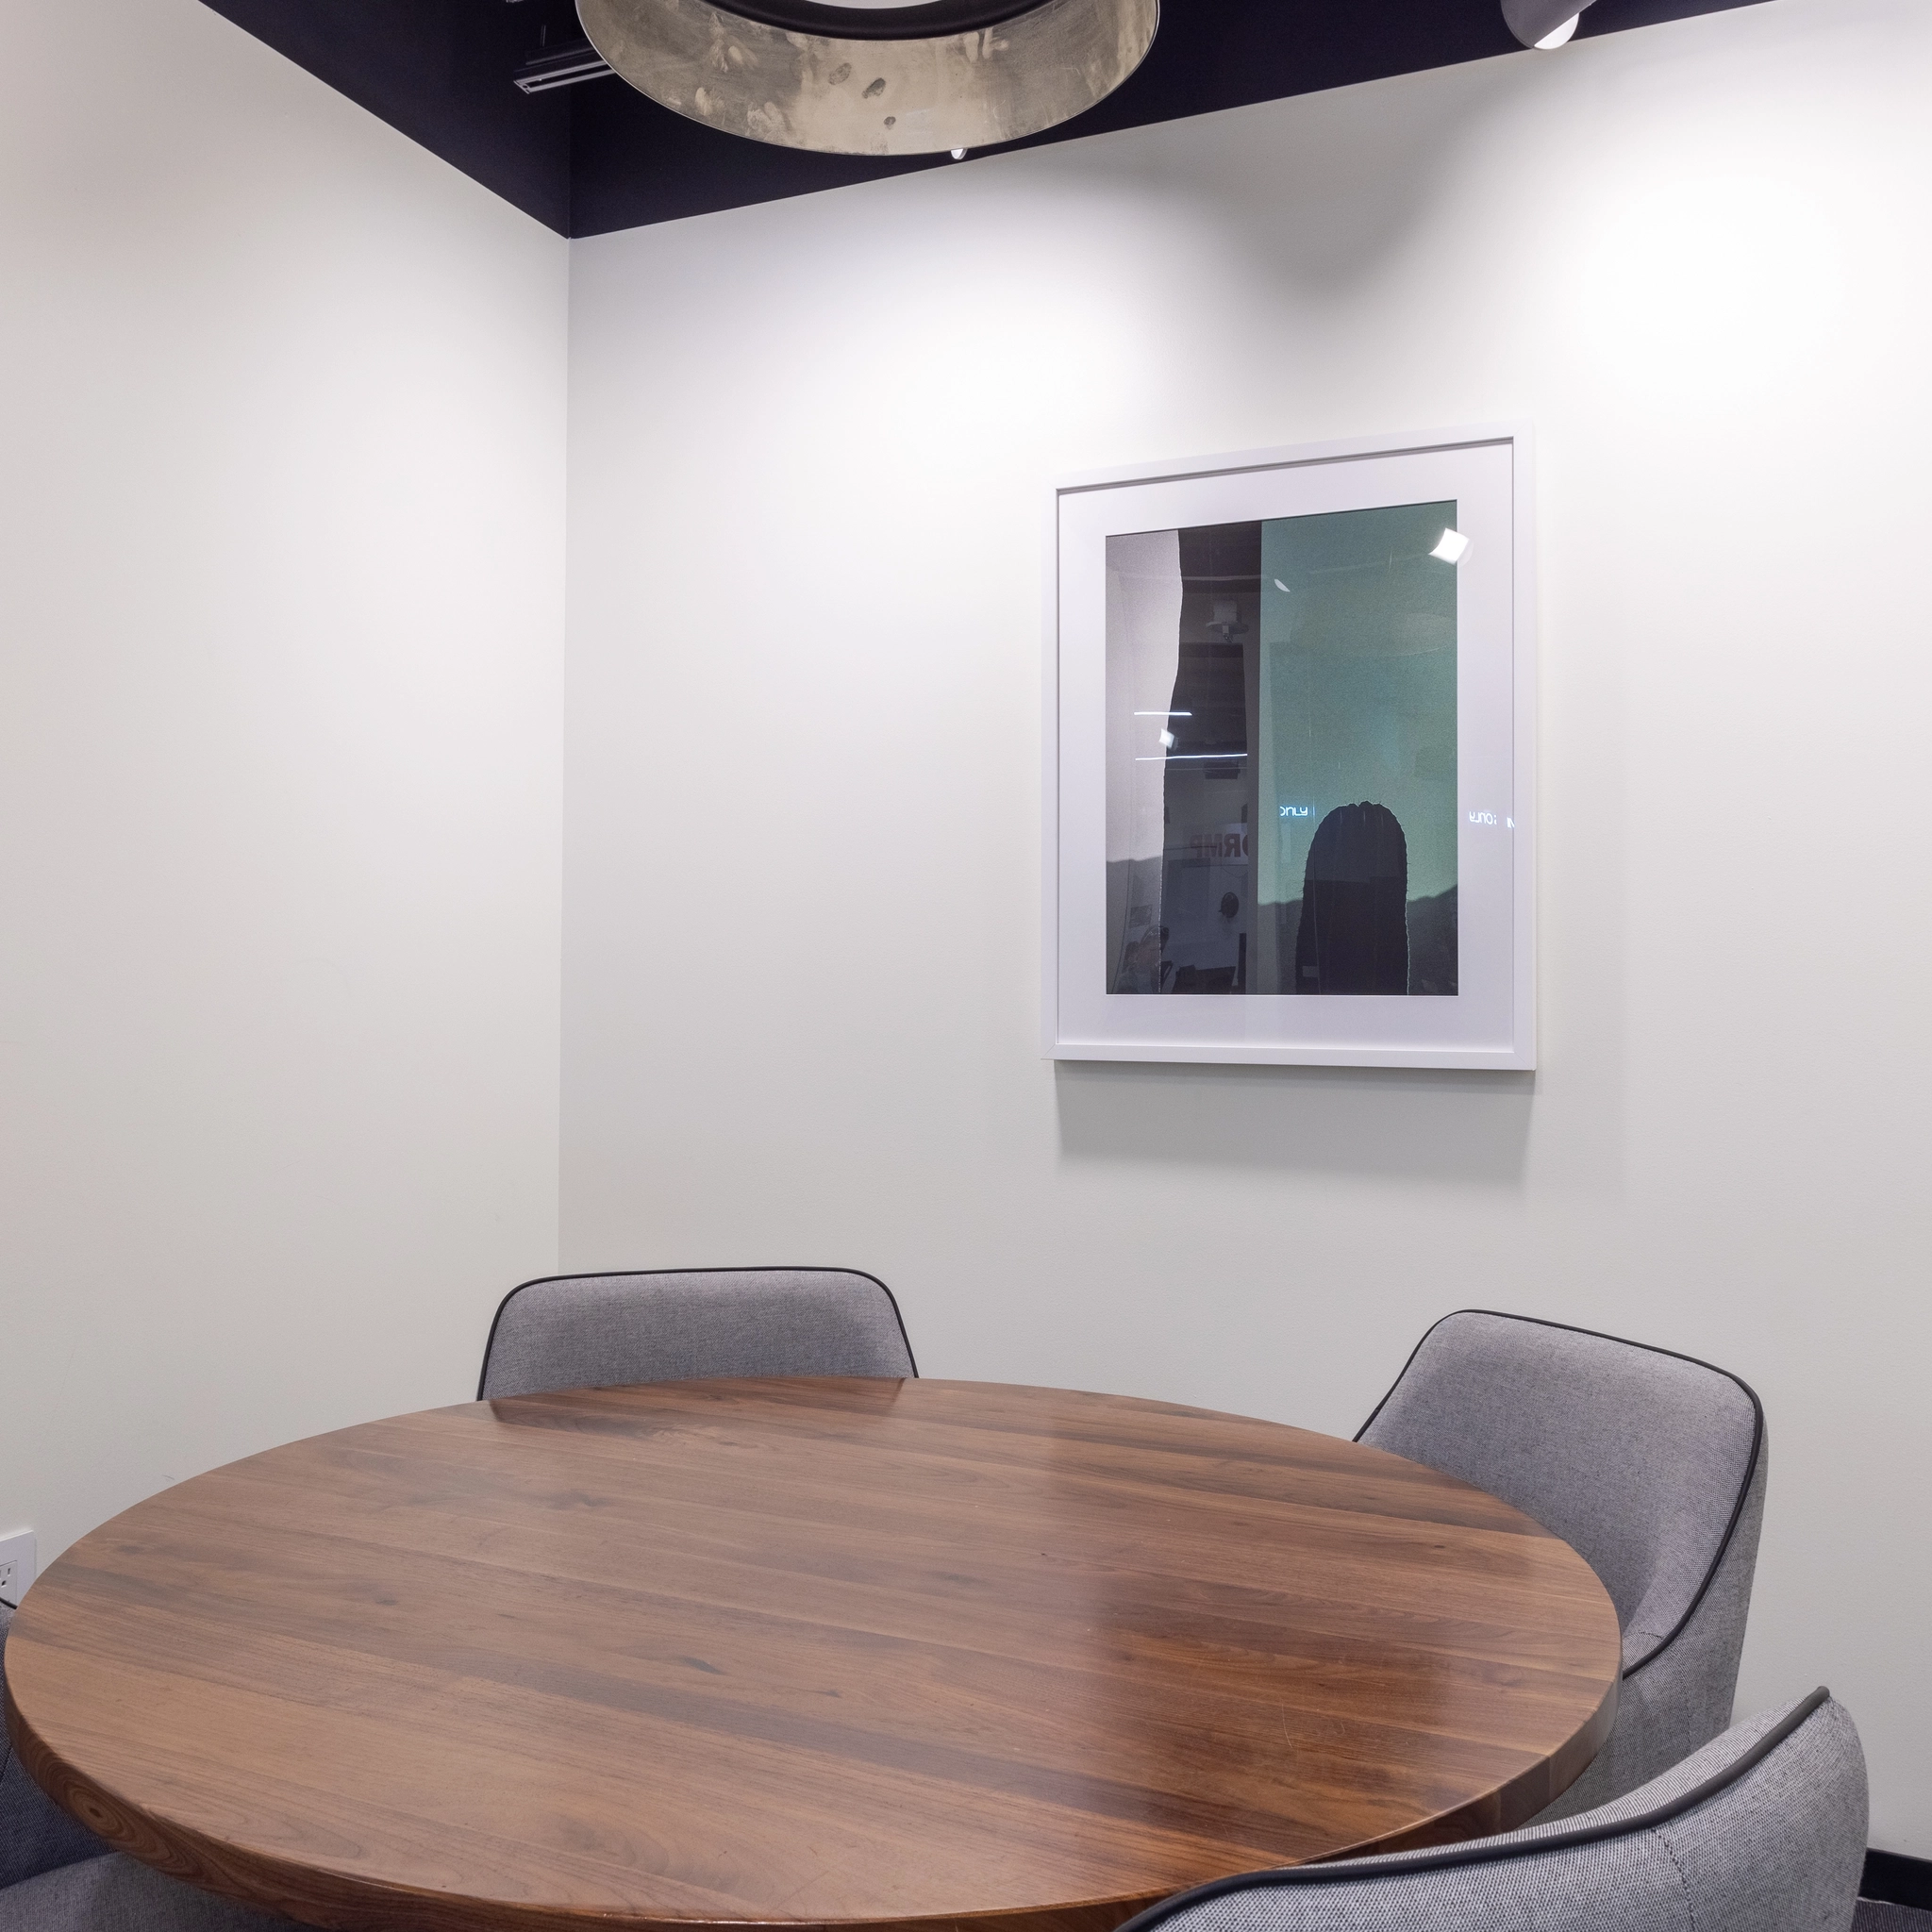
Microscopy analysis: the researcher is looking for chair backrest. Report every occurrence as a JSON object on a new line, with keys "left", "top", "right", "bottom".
{"left": 1118, "top": 1689, "right": 1863, "bottom": 1932}
{"left": 476, "top": 1267, "right": 917, "bottom": 1400}
{"left": 1357, "top": 1311, "right": 1762, "bottom": 1673}
{"left": 1357, "top": 1311, "right": 1767, "bottom": 1814}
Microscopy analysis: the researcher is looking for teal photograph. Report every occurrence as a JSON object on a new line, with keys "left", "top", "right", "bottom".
{"left": 1106, "top": 502, "right": 1461, "bottom": 999}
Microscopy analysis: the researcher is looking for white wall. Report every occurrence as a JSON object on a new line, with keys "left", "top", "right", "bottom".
{"left": 563, "top": 0, "right": 1932, "bottom": 1855}
{"left": 0, "top": 0, "right": 567, "bottom": 1566}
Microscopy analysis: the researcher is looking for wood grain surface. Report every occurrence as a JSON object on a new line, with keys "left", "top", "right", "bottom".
{"left": 6, "top": 1379, "right": 1620, "bottom": 1932}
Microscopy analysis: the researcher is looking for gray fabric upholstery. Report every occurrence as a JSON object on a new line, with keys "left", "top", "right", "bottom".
{"left": 479, "top": 1267, "right": 916, "bottom": 1400}
{"left": 0, "top": 1607, "right": 107, "bottom": 1891}
{"left": 1141, "top": 1692, "right": 1866, "bottom": 1932}
{"left": 0, "top": 1854, "right": 294, "bottom": 1932}
{"left": 1855, "top": 1906, "right": 1932, "bottom": 1932}
{"left": 1358, "top": 1311, "right": 1765, "bottom": 1815}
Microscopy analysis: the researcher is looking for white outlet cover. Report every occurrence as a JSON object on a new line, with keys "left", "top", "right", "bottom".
{"left": 0, "top": 1529, "right": 37, "bottom": 1604}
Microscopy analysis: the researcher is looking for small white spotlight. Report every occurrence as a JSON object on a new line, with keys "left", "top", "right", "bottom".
{"left": 1273, "top": 578, "right": 1291, "bottom": 593}
{"left": 1431, "top": 529, "right": 1472, "bottom": 565}
{"left": 1502, "top": 0, "right": 1593, "bottom": 46}
{"left": 950, "top": 147, "right": 968, "bottom": 159}
{"left": 1160, "top": 730, "right": 1176, "bottom": 749}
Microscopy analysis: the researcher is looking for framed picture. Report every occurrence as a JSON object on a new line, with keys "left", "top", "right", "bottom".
{"left": 1043, "top": 426, "right": 1534, "bottom": 1070}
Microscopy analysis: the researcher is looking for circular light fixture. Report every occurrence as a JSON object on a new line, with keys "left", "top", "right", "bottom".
{"left": 1500, "top": 0, "right": 1594, "bottom": 48}
{"left": 577, "top": 0, "right": 1158, "bottom": 156}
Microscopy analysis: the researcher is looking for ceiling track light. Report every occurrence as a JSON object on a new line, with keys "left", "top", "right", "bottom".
{"left": 577, "top": 0, "right": 1158, "bottom": 156}
{"left": 514, "top": 42, "right": 618, "bottom": 91}
{"left": 1501, "top": 0, "right": 1595, "bottom": 48}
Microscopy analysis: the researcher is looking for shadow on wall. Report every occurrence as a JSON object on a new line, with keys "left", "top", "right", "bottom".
{"left": 1054, "top": 1061, "right": 1535, "bottom": 1186}
{"left": 1044, "top": 54, "right": 1555, "bottom": 296}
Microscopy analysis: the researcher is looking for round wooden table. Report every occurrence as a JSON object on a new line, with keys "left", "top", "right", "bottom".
{"left": 7, "top": 1379, "right": 1620, "bottom": 1932}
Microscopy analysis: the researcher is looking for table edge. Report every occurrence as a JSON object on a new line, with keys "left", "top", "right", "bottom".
{"left": 7, "top": 1378, "right": 1622, "bottom": 1932}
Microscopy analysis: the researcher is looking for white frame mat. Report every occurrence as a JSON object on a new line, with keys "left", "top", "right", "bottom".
{"left": 1043, "top": 427, "right": 1535, "bottom": 1070}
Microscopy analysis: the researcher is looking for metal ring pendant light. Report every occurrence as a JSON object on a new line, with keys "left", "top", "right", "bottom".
{"left": 577, "top": 0, "right": 1158, "bottom": 156}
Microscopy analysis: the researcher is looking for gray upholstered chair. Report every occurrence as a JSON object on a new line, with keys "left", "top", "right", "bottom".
{"left": 1115, "top": 1689, "right": 1864, "bottom": 1932}
{"left": 0, "top": 1852, "right": 295, "bottom": 1932}
{"left": 1, "top": 1606, "right": 290, "bottom": 1931}
{"left": 1357, "top": 1310, "right": 1767, "bottom": 1817}
{"left": 477, "top": 1266, "right": 917, "bottom": 1400}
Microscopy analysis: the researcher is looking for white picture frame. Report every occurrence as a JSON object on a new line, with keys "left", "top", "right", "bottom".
{"left": 1043, "top": 426, "right": 1535, "bottom": 1070}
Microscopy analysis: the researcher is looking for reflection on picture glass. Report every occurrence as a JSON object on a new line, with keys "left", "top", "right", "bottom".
{"left": 1106, "top": 503, "right": 1458, "bottom": 996}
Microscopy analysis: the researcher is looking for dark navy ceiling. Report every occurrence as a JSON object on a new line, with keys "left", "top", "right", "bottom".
{"left": 200, "top": 0, "right": 1768, "bottom": 237}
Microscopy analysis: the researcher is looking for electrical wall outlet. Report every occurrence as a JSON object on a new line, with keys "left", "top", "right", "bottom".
{"left": 0, "top": 1530, "right": 37, "bottom": 1607}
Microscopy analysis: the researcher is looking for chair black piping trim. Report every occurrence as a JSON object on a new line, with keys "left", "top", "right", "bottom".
{"left": 476, "top": 1265, "right": 919, "bottom": 1401}
{"left": 1862, "top": 1850, "right": 1932, "bottom": 1911}
{"left": 1111, "top": 1688, "right": 1832, "bottom": 1932}
{"left": 1353, "top": 1308, "right": 1764, "bottom": 1682}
